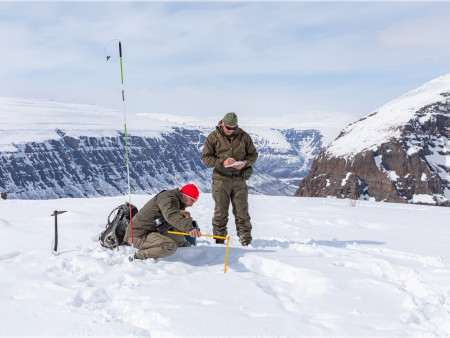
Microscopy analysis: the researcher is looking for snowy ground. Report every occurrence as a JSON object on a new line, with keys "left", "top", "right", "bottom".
{"left": 1, "top": 194, "right": 450, "bottom": 336}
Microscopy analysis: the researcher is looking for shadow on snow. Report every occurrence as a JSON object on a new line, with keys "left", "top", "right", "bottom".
{"left": 251, "top": 238, "right": 385, "bottom": 249}
{"left": 160, "top": 237, "right": 384, "bottom": 272}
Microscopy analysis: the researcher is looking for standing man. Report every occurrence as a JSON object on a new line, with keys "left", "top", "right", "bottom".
{"left": 123, "top": 184, "right": 201, "bottom": 260}
{"left": 202, "top": 112, "right": 258, "bottom": 246}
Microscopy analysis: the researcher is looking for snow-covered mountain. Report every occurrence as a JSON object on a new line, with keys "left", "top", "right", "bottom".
{"left": 296, "top": 74, "right": 450, "bottom": 206}
{"left": 0, "top": 97, "right": 323, "bottom": 199}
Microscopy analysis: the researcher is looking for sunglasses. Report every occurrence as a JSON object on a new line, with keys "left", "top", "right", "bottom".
{"left": 224, "top": 124, "right": 237, "bottom": 131}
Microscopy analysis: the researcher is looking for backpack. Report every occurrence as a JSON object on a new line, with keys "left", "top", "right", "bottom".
{"left": 99, "top": 202, "right": 139, "bottom": 249}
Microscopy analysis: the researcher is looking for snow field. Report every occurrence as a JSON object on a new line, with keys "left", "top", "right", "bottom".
{"left": 1, "top": 195, "right": 450, "bottom": 336}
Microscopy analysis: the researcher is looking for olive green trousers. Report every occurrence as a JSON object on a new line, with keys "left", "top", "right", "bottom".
{"left": 129, "top": 232, "right": 189, "bottom": 260}
{"left": 211, "top": 178, "right": 252, "bottom": 242}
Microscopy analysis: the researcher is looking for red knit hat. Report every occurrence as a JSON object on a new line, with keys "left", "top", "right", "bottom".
{"left": 180, "top": 184, "right": 199, "bottom": 201}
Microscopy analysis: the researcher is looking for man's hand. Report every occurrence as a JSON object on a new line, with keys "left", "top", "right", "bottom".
{"left": 189, "top": 228, "right": 201, "bottom": 237}
{"left": 224, "top": 157, "right": 236, "bottom": 167}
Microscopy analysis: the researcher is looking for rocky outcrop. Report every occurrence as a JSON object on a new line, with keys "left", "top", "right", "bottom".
{"left": 295, "top": 78, "right": 450, "bottom": 207}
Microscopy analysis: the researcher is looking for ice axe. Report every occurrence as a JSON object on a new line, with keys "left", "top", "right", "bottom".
{"left": 51, "top": 210, "right": 67, "bottom": 256}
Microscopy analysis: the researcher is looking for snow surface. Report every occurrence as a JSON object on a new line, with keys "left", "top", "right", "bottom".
{"left": 410, "top": 194, "right": 437, "bottom": 205}
{"left": 326, "top": 74, "right": 450, "bottom": 158}
{"left": 340, "top": 172, "right": 352, "bottom": 187}
{"left": 1, "top": 195, "right": 450, "bottom": 336}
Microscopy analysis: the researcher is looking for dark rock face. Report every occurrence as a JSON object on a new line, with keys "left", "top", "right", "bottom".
{"left": 1, "top": 128, "right": 323, "bottom": 199}
{"left": 295, "top": 101, "right": 450, "bottom": 206}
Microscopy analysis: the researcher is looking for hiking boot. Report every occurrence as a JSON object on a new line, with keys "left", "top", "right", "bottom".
{"left": 241, "top": 240, "right": 251, "bottom": 247}
{"left": 215, "top": 238, "right": 225, "bottom": 245}
{"left": 239, "top": 235, "right": 251, "bottom": 246}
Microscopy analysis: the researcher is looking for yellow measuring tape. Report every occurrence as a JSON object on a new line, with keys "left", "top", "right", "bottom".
{"left": 167, "top": 231, "right": 231, "bottom": 273}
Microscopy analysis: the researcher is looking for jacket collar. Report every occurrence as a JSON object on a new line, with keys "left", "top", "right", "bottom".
{"left": 175, "top": 188, "right": 187, "bottom": 209}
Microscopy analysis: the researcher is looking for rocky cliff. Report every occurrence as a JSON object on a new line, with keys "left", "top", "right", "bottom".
{"left": 0, "top": 98, "right": 323, "bottom": 199}
{"left": 295, "top": 75, "right": 450, "bottom": 206}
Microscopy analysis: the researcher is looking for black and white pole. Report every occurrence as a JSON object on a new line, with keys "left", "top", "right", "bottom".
{"left": 51, "top": 210, "right": 67, "bottom": 256}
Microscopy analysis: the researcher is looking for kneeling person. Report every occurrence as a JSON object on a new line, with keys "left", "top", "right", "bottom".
{"left": 123, "top": 184, "right": 201, "bottom": 260}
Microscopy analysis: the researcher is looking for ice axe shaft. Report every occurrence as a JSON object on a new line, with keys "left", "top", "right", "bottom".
{"left": 168, "top": 231, "right": 231, "bottom": 273}
{"left": 51, "top": 210, "right": 67, "bottom": 255}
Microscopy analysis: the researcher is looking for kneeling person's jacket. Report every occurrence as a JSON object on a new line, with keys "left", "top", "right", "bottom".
{"left": 125, "top": 188, "right": 194, "bottom": 239}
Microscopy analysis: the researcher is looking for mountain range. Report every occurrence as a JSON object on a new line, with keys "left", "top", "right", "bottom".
{"left": 3, "top": 74, "right": 448, "bottom": 205}
{"left": 0, "top": 97, "right": 323, "bottom": 199}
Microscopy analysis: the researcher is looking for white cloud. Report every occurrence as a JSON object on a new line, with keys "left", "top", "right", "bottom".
{"left": 1, "top": 1, "right": 450, "bottom": 135}
{"left": 378, "top": 14, "right": 450, "bottom": 52}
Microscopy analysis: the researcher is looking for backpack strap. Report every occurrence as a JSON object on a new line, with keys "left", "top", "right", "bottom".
{"left": 107, "top": 205, "right": 125, "bottom": 225}
{"left": 154, "top": 190, "right": 167, "bottom": 203}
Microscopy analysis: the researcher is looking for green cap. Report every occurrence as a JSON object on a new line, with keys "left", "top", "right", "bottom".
{"left": 222, "top": 112, "right": 238, "bottom": 126}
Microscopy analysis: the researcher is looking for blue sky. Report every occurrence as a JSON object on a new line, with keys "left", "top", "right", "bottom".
{"left": 1, "top": 1, "right": 450, "bottom": 132}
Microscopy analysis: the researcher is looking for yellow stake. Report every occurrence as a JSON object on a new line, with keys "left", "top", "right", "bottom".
{"left": 168, "top": 231, "right": 231, "bottom": 273}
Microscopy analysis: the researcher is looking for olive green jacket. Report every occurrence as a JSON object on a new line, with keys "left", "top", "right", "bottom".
{"left": 202, "top": 123, "right": 258, "bottom": 180}
{"left": 124, "top": 188, "right": 194, "bottom": 240}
